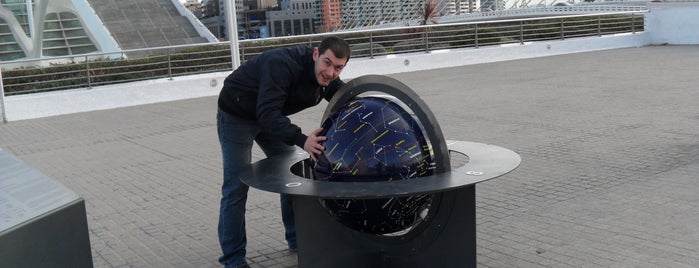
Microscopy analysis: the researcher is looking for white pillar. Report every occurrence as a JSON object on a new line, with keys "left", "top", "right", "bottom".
{"left": 31, "top": 0, "right": 49, "bottom": 58}
{"left": 225, "top": 0, "right": 240, "bottom": 69}
{"left": 26, "top": 0, "right": 34, "bottom": 38}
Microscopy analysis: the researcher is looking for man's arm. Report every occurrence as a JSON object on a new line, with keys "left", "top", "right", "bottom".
{"left": 255, "top": 54, "right": 308, "bottom": 148}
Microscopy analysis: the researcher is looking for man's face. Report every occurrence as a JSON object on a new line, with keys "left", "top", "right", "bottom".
{"left": 313, "top": 48, "right": 347, "bottom": 86}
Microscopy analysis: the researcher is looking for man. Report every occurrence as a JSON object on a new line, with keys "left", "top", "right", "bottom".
{"left": 216, "top": 36, "right": 351, "bottom": 268}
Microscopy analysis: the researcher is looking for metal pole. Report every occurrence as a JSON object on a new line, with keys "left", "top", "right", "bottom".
{"left": 369, "top": 32, "right": 374, "bottom": 59}
{"left": 240, "top": 42, "right": 245, "bottom": 63}
{"left": 561, "top": 19, "right": 565, "bottom": 40}
{"left": 424, "top": 29, "right": 430, "bottom": 53}
{"left": 167, "top": 49, "right": 173, "bottom": 80}
{"left": 475, "top": 24, "right": 479, "bottom": 48}
{"left": 225, "top": 0, "right": 240, "bottom": 69}
{"left": 86, "top": 56, "right": 92, "bottom": 88}
{"left": 1, "top": 69, "right": 7, "bottom": 124}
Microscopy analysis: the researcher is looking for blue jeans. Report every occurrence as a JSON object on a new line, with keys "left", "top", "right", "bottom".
{"left": 217, "top": 108, "right": 297, "bottom": 267}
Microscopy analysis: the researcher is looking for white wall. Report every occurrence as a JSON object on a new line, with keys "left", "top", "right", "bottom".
{"left": 340, "top": 32, "right": 649, "bottom": 79}
{"left": 4, "top": 73, "right": 223, "bottom": 122}
{"left": 645, "top": 3, "right": 699, "bottom": 45}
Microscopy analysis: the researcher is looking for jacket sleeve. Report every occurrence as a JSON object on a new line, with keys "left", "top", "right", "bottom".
{"left": 255, "top": 54, "right": 308, "bottom": 148}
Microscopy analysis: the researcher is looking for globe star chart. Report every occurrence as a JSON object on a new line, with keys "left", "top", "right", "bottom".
{"left": 313, "top": 97, "right": 436, "bottom": 234}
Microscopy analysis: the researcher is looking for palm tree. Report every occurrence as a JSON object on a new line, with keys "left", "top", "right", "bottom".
{"left": 419, "top": 0, "right": 439, "bottom": 25}
{"left": 399, "top": 0, "right": 438, "bottom": 51}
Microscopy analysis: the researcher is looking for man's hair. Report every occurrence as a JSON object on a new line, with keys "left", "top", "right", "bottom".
{"left": 318, "top": 36, "right": 351, "bottom": 62}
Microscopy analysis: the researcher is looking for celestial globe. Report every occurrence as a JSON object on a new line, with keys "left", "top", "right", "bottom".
{"left": 313, "top": 96, "right": 436, "bottom": 234}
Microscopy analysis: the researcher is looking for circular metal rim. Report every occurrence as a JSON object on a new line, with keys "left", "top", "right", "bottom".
{"left": 239, "top": 140, "right": 521, "bottom": 199}
{"left": 323, "top": 74, "right": 451, "bottom": 174}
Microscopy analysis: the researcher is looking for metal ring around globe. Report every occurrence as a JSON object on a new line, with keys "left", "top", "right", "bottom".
{"left": 323, "top": 75, "right": 451, "bottom": 174}
{"left": 239, "top": 140, "right": 521, "bottom": 199}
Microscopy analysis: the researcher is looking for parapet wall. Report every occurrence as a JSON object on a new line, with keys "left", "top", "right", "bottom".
{"left": 645, "top": 3, "right": 699, "bottom": 44}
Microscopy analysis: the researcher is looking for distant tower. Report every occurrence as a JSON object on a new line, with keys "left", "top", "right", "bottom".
{"left": 319, "top": 0, "right": 342, "bottom": 32}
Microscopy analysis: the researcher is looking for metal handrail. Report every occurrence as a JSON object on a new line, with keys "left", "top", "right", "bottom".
{"left": 0, "top": 11, "right": 647, "bottom": 96}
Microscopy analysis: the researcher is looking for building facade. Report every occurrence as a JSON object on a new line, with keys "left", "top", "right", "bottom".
{"left": 184, "top": 0, "right": 202, "bottom": 17}
{"left": 338, "top": 0, "right": 422, "bottom": 29}
{"left": 266, "top": 0, "right": 315, "bottom": 37}
{"left": 319, "top": 0, "right": 342, "bottom": 32}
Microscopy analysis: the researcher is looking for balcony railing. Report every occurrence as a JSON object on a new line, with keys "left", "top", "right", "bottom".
{"left": 0, "top": 11, "right": 646, "bottom": 96}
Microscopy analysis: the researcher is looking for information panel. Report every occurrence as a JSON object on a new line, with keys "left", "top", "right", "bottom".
{"left": 0, "top": 149, "right": 79, "bottom": 233}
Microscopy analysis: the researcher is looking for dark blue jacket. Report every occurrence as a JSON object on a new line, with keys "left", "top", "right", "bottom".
{"left": 218, "top": 45, "right": 344, "bottom": 147}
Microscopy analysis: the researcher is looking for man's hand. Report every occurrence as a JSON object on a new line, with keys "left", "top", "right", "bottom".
{"left": 304, "top": 127, "right": 326, "bottom": 162}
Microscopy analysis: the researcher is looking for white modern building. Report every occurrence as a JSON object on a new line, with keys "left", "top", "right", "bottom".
{"left": 0, "top": 0, "right": 118, "bottom": 61}
{"left": 0, "top": 0, "right": 215, "bottom": 62}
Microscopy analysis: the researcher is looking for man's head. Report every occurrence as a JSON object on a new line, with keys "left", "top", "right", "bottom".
{"left": 313, "top": 36, "right": 350, "bottom": 86}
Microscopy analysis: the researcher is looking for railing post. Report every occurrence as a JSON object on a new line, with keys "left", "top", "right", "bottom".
{"left": 597, "top": 15, "right": 602, "bottom": 37}
{"left": 167, "top": 49, "right": 173, "bottom": 80}
{"left": 0, "top": 68, "right": 7, "bottom": 124}
{"left": 86, "top": 56, "right": 92, "bottom": 89}
{"left": 369, "top": 32, "right": 374, "bottom": 59}
{"left": 560, "top": 19, "right": 565, "bottom": 40}
{"left": 424, "top": 28, "right": 430, "bottom": 53}
{"left": 240, "top": 42, "right": 246, "bottom": 62}
{"left": 520, "top": 21, "right": 524, "bottom": 45}
{"left": 475, "top": 24, "right": 479, "bottom": 48}
{"left": 631, "top": 13, "right": 636, "bottom": 34}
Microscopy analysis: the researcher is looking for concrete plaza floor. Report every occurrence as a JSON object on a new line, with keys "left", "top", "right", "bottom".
{"left": 1, "top": 45, "right": 698, "bottom": 267}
